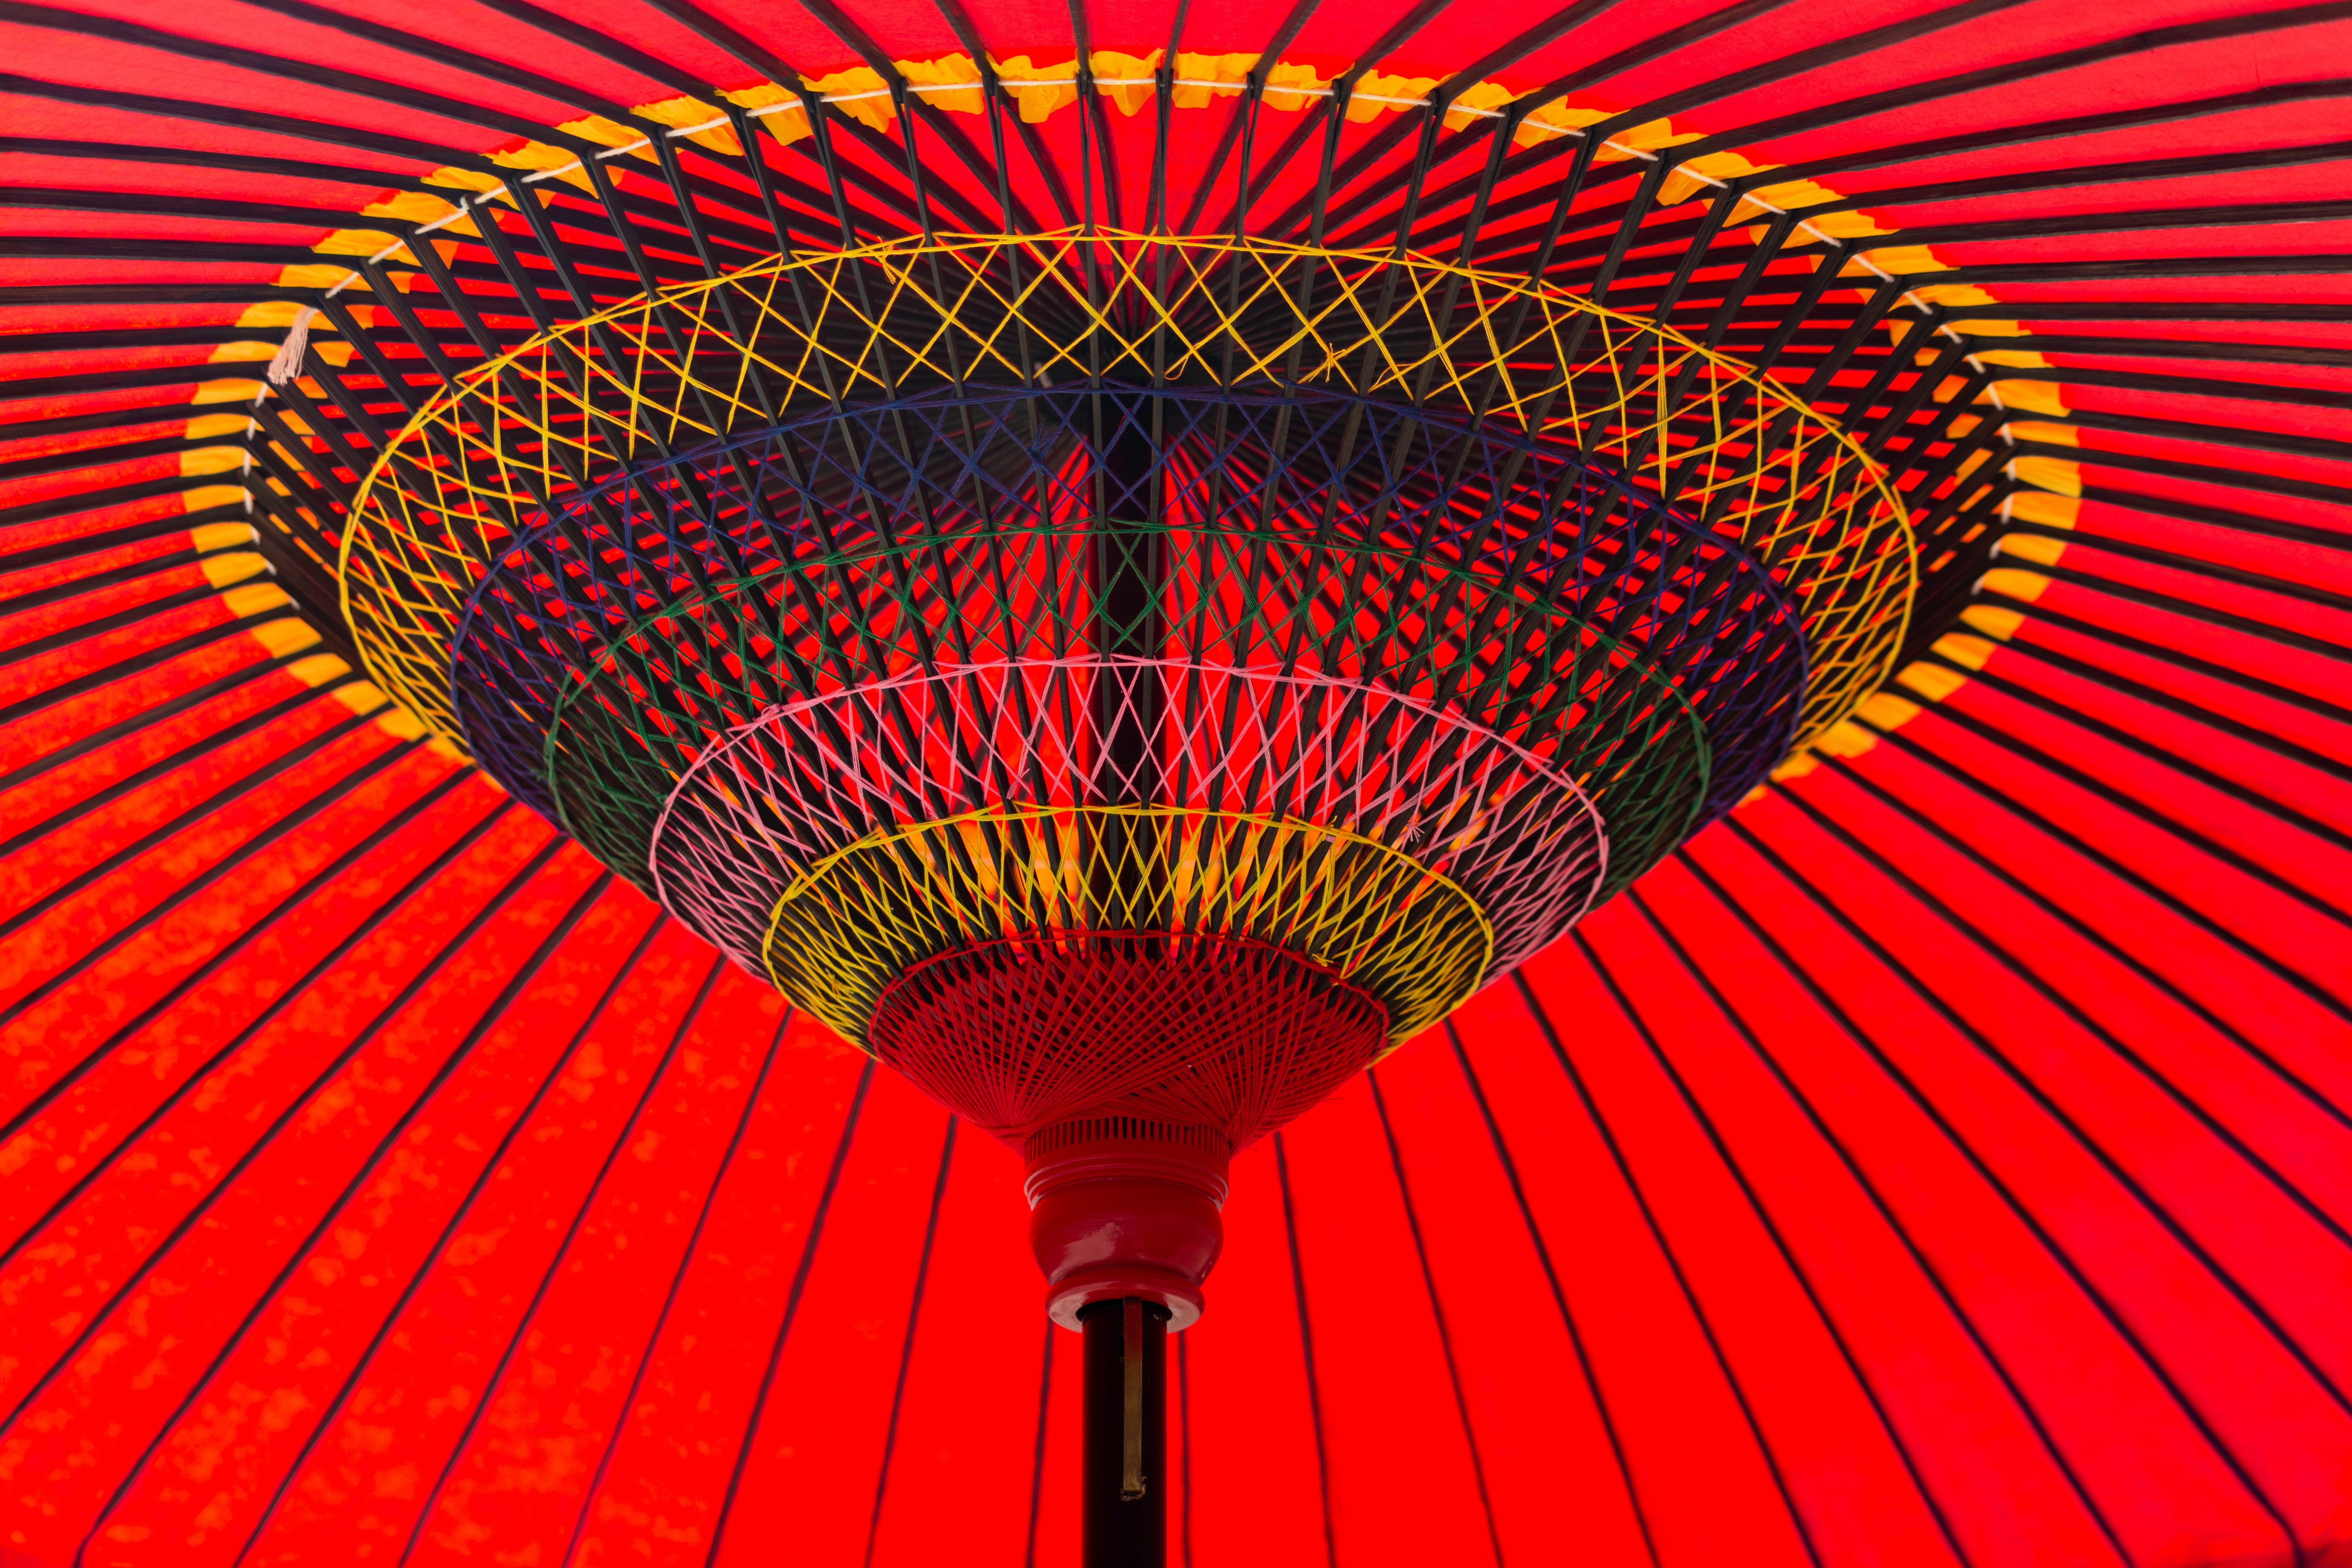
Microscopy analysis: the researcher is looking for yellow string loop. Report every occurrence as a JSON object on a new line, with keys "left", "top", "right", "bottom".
{"left": 760, "top": 803, "right": 1496, "bottom": 1050}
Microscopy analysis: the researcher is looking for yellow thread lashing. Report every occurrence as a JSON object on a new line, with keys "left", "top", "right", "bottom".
{"left": 760, "top": 804, "right": 1497, "bottom": 1052}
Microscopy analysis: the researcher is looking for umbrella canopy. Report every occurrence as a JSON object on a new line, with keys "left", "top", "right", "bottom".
{"left": 2, "top": 0, "right": 2349, "bottom": 1564}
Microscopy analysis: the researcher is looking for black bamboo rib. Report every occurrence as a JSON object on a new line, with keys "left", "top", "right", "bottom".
{"left": 1722, "top": 805, "right": 2352, "bottom": 1468}
{"left": 1525, "top": 946, "right": 1836, "bottom": 1568}
{"left": 0, "top": 675, "right": 360, "bottom": 872}
{"left": 704, "top": 1058, "right": 878, "bottom": 1567}
{"left": 1363, "top": 1070, "right": 1511, "bottom": 1568}
{"left": 1816, "top": 747, "right": 2352, "bottom": 1142}
{"left": 0, "top": 11, "right": 2347, "bottom": 1555}
{"left": 0, "top": 798, "right": 571, "bottom": 1449}
{"left": 1853, "top": 714, "right": 2352, "bottom": 1025}
{"left": 553, "top": 1003, "right": 802, "bottom": 1568}
{"left": 216, "top": 883, "right": 650, "bottom": 1559}
{"left": 397, "top": 952, "right": 736, "bottom": 1565}
{"left": 1639, "top": 851, "right": 2174, "bottom": 1565}
{"left": 1766, "top": 780, "right": 2352, "bottom": 1264}
{"left": 1989, "top": 595, "right": 2352, "bottom": 727}
{"left": 1955, "top": 637, "right": 2352, "bottom": 801}
{"left": 26, "top": 858, "right": 607, "bottom": 1562}
{"left": 1605, "top": 885, "right": 1991, "bottom": 1568}
{"left": 1271, "top": 1130, "right": 1343, "bottom": 1568}
{"left": 0, "top": 772, "right": 499, "bottom": 1237}
{"left": 0, "top": 0, "right": 2340, "bottom": 798}
{"left": 1442, "top": 1021, "right": 1667, "bottom": 1568}
{"left": 0, "top": 528, "right": 249, "bottom": 612}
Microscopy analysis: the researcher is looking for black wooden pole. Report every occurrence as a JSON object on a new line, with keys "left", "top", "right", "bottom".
{"left": 1080, "top": 1297, "right": 1168, "bottom": 1567}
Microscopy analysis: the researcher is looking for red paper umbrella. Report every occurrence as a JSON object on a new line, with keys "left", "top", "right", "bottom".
{"left": 3, "top": 2, "right": 2349, "bottom": 1565}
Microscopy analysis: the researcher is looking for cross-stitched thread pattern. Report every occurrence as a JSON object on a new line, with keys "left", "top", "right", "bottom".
{"left": 868, "top": 934, "right": 1394, "bottom": 1147}
{"left": 331, "top": 232, "right": 1913, "bottom": 1056}
{"left": 343, "top": 231, "right": 1911, "bottom": 760}
{"left": 649, "top": 661, "right": 1602, "bottom": 1041}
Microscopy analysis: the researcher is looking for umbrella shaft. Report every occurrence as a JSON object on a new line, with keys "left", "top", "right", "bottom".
{"left": 1081, "top": 1298, "right": 1168, "bottom": 1567}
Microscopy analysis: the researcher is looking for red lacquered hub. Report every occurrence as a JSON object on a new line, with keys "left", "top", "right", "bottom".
{"left": 869, "top": 932, "right": 1390, "bottom": 1329}
{"left": 1023, "top": 1117, "right": 1231, "bottom": 1329}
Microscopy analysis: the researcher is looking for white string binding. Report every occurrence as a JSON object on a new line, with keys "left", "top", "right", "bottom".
{"left": 264, "top": 305, "right": 318, "bottom": 386}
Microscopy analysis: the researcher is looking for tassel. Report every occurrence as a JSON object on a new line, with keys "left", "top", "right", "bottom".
{"left": 266, "top": 306, "right": 319, "bottom": 386}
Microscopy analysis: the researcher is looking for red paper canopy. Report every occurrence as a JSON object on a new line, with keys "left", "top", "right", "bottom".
{"left": 2, "top": 1, "right": 2349, "bottom": 1563}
